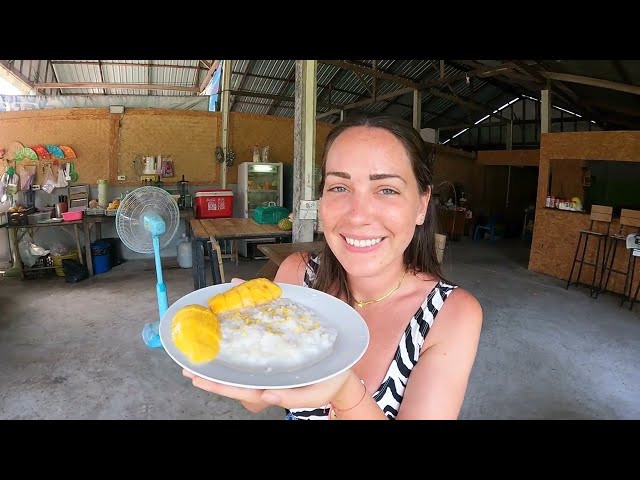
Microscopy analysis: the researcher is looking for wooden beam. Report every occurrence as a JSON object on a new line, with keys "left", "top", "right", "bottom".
{"left": 35, "top": 82, "right": 199, "bottom": 93}
{"left": 353, "top": 70, "right": 373, "bottom": 96}
{"left": 319, "top": 60, "right": 420, "bottom": 89}
{"left": 198, "top": 60, "right": 221, "bottom": 93}
{"left": 316, "top": 87, "right": 414, "bottom": 119}
{"left": 51, "top": 61, "right": 205, "bottom": 71}
{"left": 542, "top": 70, "right": 640, "bottom": 96}
{"left": 230, "top": 89, "right": 341, "bottom": 110}
{"left": 424, "top": 62, "right": 519, "bottom": 88}
{"left": 612, "top": 60, "right": 632, "bottom": 84}
{"left": 0, "top": 60, "right": 34, "bottom": 91}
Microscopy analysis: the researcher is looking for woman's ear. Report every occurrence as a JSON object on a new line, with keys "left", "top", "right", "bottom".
{"left": 416, "top": 189, "right": 431, "bottom": 226}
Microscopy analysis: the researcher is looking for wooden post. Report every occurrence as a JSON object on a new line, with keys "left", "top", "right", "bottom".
{"left": 413, "top": 89, "right": 422, "bottom": 130}
{"left": 220, "top": 60, "right": 232, "bottom": 189}
{"left": 293, "top": 60, "right": 317, "bottom": 243}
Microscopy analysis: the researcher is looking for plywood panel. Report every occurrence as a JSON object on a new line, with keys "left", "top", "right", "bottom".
{"left": 476, "top": 149, "right": 540, "bottom": 166}
{"left": 529, "top": 130, "right": 640, "bottom": 297}
{"left": 118, "top": 110, "right": 218, "bottom": 185}
{"left": 550, "top": 158, "right": 585, "bottom": 199}
{"left": 0, "top": 108, "right": 110, "bottom": 187}
{"left": 541, "top": 131, "right": 640, "bottom": 161}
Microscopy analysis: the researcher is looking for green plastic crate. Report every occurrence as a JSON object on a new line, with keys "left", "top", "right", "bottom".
{"left": 252, "top": 204, "right": 290, "bottom": 224}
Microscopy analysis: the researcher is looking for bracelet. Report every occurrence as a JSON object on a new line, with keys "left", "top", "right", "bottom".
{"left": 329, "top": 379, "right": 367, "bottom": 419}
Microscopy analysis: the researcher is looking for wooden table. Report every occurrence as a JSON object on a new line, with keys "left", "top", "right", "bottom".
{"left": 6, "top": 220, "right": 84, "bottom": 279}
{"left": 82, "top": 209, "right": 193, "bottom": 276}
{"left": 437, "top": 208, "right": 468, "bottom": 241}
{"left": 190, "top": 218, "right": 293, "bottom": 290}
{"left": 256, "top": 241, "right": 324, "bottom": 280}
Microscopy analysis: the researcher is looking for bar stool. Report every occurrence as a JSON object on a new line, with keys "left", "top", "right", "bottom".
{"left": 566, "top": 204, "right": 613, "bottom": 298}
{"left": 601, "top": 209, "right": 640, "bottom": 304}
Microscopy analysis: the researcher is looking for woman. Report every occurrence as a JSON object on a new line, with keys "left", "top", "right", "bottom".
{"left": 183, "top": 114, "right": 483, "bottom": 420}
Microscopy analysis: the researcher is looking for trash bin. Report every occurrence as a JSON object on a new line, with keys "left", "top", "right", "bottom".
{"left": 91, "top": 240, "right": 112, "bottom": 275}
{"left": 101, "top": 237, "right": 126, "bottom": 267}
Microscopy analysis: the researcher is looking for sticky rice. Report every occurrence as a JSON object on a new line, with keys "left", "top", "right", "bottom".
{"left": 215, "top": 297, "right": 337, "bottom": 374}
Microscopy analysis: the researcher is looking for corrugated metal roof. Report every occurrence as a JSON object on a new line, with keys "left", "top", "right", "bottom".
{"left": 3, "top": 59, "right": 640, "bottom": 131}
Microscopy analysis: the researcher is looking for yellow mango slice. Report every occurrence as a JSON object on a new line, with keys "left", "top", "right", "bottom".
{"left": 171, "top": 305, "right": 221, "bottom": 364}
{"left": 208, "top": 278, "right": 282, "bottom": 314}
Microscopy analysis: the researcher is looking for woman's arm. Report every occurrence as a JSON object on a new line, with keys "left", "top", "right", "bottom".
{"left": 396, "top": 288, "right": 483, "bottom": 420}
{"left": 273, "top": 251, "right": 309, "bottom": 285}
{"left": 184, "top": 252, "right": 313, "bottom": 415}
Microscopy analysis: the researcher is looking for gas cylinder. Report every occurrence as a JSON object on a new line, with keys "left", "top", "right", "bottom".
{"left": 177, "top": 233, "right": 193, "bottom": 269}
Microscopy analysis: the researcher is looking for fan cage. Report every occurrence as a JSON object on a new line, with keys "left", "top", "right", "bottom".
{"left": 115, "top": 186, "right": 180, "bottom": 254}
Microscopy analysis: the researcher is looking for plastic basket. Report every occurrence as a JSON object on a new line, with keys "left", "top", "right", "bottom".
{"left": 52, "top": 251, "right": 80, "bottom": 277}
{"left": 23, "top": 254, "right": 54, "bottom": 279}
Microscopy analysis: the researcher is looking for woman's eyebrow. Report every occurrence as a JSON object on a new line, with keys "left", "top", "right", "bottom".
{"left": 325, "top": 172, "right": 406, "bottom": 184}
{"left": 325, "top": 171, "right": 350, "bottom": 179}
{"left": 369, "top": 173, "right": 406, "bottom": 184}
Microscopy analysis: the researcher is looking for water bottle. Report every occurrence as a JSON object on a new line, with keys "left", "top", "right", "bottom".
{"left": 177, "top": 233, "right": 192, "bottom": 269}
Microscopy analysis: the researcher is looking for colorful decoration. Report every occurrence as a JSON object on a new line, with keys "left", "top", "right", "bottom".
{"left": 14, "top": 146, "right": 38, "bottom": 161}
{"left": 45, "top": 145, "right": 65, "bottom": 158}
{"left": 32, "top": 145, "right": 51, "bottom": 159}
{"left": 59, "top": 145, "right": 76, "bottom": 159}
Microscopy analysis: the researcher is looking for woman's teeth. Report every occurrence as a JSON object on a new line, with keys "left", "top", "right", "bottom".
{"left": 344, "top": 237, "right": 382, "bottom": 248}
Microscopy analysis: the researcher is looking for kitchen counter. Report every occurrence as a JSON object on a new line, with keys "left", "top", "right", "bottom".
{"left": 529, "top": 206, "right": 633, "bottom": 295}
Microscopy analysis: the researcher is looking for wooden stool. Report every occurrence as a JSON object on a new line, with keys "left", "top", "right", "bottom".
{"left": 566, "top": 205, "right": 613, "bottom": 299}
{"left": 601, "top": 209, "right": 640, "bottom": 304}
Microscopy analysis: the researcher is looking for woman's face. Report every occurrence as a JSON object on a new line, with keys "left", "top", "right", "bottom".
{"left": 319, "top": 126, "right": 429, "bottom": 278}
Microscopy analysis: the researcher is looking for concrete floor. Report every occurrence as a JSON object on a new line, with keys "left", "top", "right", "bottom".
{"left": 1, "top": 238, "right": 638, "bottom": 420}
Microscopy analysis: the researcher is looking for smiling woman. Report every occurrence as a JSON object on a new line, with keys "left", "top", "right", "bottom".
{"left": 184, "top": 114, "right": 483, "bottom": 421}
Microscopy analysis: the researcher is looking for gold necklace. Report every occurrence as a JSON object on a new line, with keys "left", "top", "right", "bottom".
{"left": 353, "top": 270, "right": 407, "bottom": 308}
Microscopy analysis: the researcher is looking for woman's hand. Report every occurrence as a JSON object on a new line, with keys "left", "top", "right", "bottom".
{"left": 259, "top": 369, "right": 354, "bottom": 410}
{"left": 182, "top": 369, "right": 270, "bottom": 413}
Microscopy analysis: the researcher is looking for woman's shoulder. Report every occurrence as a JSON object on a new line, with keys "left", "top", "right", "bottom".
{"left": 273, "top": 251, "right": 314, "bottom": 285}
{"left": 429, "top": 284, "right": 483, "bottom": 342}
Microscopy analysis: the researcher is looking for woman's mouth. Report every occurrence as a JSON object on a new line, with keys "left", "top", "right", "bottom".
{"left": 342, "top": 235, "right": 384, "bottom": 250}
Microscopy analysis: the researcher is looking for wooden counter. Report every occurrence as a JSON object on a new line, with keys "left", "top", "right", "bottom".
{"left": 529, "top": 207, "right": 636, "bottom": 295}
{"left": 437, "top": 208, "right": 468, "bottom": 240}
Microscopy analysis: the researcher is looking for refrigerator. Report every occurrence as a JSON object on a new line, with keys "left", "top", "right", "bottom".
{"left": 235, "top": 161, "right": 285, "bottom": 258}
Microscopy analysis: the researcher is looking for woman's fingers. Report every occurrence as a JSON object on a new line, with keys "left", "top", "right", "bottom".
{"left": 261, "top": 371, "right": 351, "bottom": 409}
{"left": 230, "top": 277, "right": 245, "bottom": 284}
{"left": 183, "top": 369, "right": 264, "bottom": 403}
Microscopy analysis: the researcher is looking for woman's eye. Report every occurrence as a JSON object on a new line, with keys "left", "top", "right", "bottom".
{"left": 327, "top": 186, "right": 347, "bottom": 193}
{"left": 380, "top": 188, "right": 398, "bottom": 195}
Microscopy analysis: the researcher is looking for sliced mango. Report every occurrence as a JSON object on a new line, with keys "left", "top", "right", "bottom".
{"left": 208, "top": 278, "right": 282, "bottom": 315}
{"left": 171, "top": 304, "right": 221, "bottom": 364}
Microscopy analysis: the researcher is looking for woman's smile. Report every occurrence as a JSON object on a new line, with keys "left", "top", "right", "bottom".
{"left": 342, "top": 235, "right": 386, "bottom": 251}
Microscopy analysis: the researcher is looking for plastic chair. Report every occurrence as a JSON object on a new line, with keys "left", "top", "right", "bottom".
{"left": 474, "top": 216, "right": 497, "bottom": 241}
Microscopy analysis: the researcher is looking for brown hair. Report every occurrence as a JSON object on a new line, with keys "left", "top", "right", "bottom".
{"left": 313, "top": 113, "right": 443, "bottom": 305}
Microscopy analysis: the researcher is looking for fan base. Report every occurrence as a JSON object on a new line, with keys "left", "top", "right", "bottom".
{"left": 142, "top": 321, "right": 163, "bottom": 349}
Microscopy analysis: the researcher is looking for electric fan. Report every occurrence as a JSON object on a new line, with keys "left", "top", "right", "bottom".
{"left": 115, "top": 186, "right": 180, "bottom": 349}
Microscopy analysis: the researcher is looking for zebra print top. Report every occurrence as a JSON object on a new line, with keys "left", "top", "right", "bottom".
{"left": 286, "top": 253, "right": 458, "bottom": 420}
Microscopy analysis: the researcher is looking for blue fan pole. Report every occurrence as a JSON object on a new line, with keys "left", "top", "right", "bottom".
{"left": 141, "top": 235, "right": 168, "bottom": 349}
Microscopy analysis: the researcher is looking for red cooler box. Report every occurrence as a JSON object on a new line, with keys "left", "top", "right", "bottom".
{"left": 194, "top": 189, "right": 234, "bottom": 219}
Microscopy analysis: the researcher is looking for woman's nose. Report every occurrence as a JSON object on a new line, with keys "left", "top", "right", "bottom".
{"left": 349, "top": 192, "right": 373, "bottom": 222}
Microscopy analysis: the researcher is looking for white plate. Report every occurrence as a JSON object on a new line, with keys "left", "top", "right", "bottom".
{"left": 159, "top": 282, "right": 370, "bottom": 389}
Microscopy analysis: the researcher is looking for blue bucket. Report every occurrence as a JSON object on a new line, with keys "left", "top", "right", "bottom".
{"left": 92, "top": 254, "right": 111, "bottom": 275}
{"left": 91, "top": 240, "right": 112, "bottom": 275}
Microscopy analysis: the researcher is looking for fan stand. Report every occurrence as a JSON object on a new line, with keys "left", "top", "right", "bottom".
{"left": 115, "top": 186, "right": 180, "bottom": 350}
{"left": 141, "top": 235, "right": 168, "bottom": 348}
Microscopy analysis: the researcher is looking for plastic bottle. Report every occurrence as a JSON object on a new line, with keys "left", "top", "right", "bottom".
{"left": 177, "top": 233, "right": 193, "bottom": 268}
{"left": 98, "top": 179, "right": 108, "bottom": 208}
